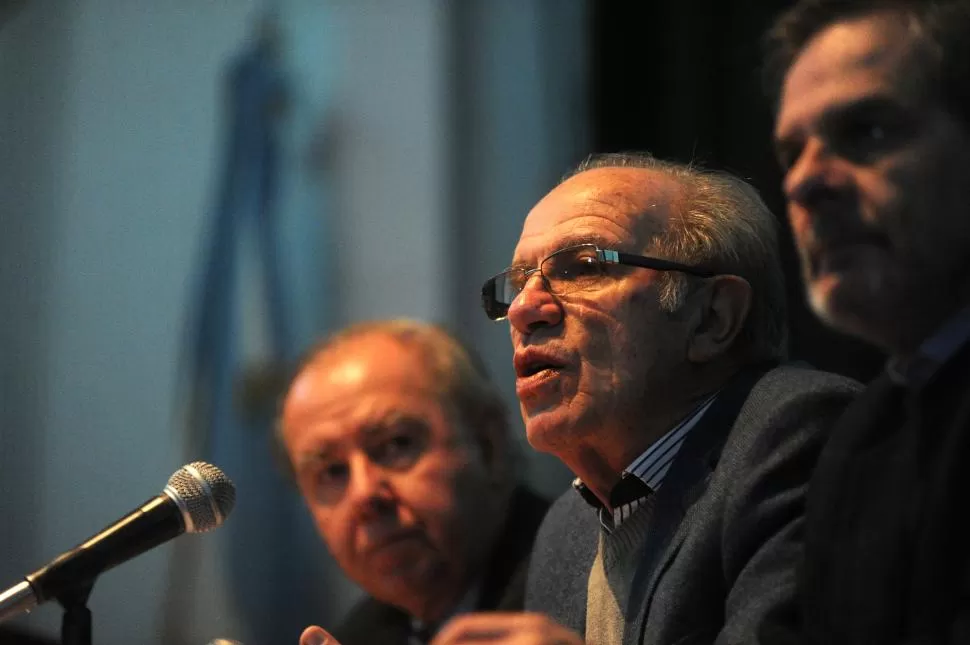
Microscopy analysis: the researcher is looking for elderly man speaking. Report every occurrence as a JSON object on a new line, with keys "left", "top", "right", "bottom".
{"left": 427, "top": 153, "right": 859, "bottom": 645}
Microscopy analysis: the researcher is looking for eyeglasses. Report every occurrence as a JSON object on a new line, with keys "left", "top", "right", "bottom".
{"left": 480, "top": 243, "right": 715, "bottom": 321}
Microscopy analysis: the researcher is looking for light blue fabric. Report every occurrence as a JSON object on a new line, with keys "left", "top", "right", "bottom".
{"left": 183, "top": 34, "right": 329, "bottom": 644}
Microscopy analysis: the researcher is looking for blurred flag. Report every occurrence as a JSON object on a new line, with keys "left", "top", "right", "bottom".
{"left": 171, "top": 12, "right": 332, "bottom": 644}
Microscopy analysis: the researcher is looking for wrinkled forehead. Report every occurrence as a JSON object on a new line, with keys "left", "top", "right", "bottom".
{"left": 778, "top": 13, "right": 926, "bottom": 134}
{"left": 284, "top": 340, "right": 446, "bottom": 425}
{"left": 282, "top": 364, "right": 454, "bottom": 452}
{"left": 316, "top": 336, "right": 437, "bottom": 391}
{"left": 514, "top": 167, "right": 678, "bottom": 263}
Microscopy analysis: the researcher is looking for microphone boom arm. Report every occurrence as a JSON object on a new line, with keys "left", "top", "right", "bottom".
{"left": 26, "top": 496, "right": 183, "bottom": 605}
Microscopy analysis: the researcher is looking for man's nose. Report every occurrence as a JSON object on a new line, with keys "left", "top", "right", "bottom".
{"left": 783, "top": 138, "right": 850, "bottom": 208}
{"left": 506, "top": 273, "right": 563, "bottom": 335}
{"left": 346, "top": 456, "right": 393, "bottom": 518}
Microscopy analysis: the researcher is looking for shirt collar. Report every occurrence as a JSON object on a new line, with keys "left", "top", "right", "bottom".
{"left": 572, "top": 392, "right": 718, "bottom": 511}
{"left": 887, "top": 305, "right": 970, "bottom": 387}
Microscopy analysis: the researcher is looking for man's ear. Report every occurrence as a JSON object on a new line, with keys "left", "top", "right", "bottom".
{"left": 686, "top": 275, "right": 752, "bottom": 363}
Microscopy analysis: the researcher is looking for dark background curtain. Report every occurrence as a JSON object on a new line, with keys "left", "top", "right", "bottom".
{"left": 590, "top": 1, "right": 884, "bottom": 382}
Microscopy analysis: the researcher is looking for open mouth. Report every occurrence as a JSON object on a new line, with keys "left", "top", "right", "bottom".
{"left": 521, "top": 361, "right": 561, "bottom": 377}
{"left": 514, "top": 350, "right": 566, "bottom": 379}
{"left": 513, "top": 350, "right": 568, "bottom": 401}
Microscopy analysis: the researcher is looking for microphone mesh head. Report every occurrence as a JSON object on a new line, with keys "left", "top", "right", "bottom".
{"left": 165, "top": 462, "right": 236, "bottom": 533}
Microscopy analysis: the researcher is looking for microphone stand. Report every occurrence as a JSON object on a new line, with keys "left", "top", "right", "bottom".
{"left": 57, "top": 581, "right": 94, "bottom": 645}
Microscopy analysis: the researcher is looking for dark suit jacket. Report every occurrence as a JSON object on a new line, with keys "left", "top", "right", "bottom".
{"left": 797, "top": 341, "right": 970, "bottom": 644}
{"left": 336, "top": 487, "right": 550, "bottom": 645}
{"left": 526, "top": 364, "right": 860, "bottom": 645}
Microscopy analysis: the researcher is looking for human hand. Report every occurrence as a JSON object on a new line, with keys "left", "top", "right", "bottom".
{"left": 299, "top": 625, "right": 342, "bottom": 645}
{"left": 431, "top": 612, "right": 583, "bottom": 645}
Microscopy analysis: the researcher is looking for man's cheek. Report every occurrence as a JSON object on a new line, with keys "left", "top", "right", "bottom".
{"left": 406, "top": 487, "right": 452, "bottom": 528}
{"left": 316, "top": 513, "right": 352, "bottom": 560}
{"left": 414, "top": 487, "right": 463, "bottom": 537}
{"left": 788, "top": 208, "right": 812, "bottom": 248}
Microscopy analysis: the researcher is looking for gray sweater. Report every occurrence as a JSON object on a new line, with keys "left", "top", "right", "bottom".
{"left": 586, "top": 498, "right": 657, "bottom": 645}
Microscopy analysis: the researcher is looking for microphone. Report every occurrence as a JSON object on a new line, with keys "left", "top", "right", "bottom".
{"left": 0, "top": 461, "right": 235, "bottom": 623}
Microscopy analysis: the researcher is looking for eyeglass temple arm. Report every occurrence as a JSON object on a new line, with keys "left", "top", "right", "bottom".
{"left": 602, "top": 249, "right": 716, "bottom": 278}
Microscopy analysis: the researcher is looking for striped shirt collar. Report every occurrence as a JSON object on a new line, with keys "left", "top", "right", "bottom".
{"left": 574, "top": 392, "right": 718, "bottom": 532}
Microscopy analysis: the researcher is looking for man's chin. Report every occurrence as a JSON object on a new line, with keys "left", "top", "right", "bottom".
{"left": 370, "top": 564, "right": 458, "bottom": 621}
{"left": 523, "top": 406, "right": 574, "bottom": 454}
{"left": 807, "top": 279, "right": 844, "bottom": 330}
{"left": 367, "top": 560, "right": 441, "bottom": 597}
{"left": 371, "top": 544, "right": 436, "bottom": 578}
{"left": 808, "top": 271, "right": 901, "bottom": 349}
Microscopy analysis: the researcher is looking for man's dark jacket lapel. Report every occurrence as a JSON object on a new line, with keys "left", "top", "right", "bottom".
{"left": 626, "top": 364, "right": 775, "bottom": 644}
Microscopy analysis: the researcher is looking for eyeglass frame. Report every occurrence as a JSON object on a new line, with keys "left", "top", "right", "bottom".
{"left": 480, "top": 243, "right": 717, "bottom": 321}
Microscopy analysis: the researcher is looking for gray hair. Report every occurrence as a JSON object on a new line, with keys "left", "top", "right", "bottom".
{"left": 566, "top": 152, "right": 789, "bottom": 361}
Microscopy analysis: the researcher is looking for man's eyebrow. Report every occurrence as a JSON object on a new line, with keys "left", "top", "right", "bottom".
{"left": 506, "top": 259, "right": 533, "bottom": 272}
{"left": 775, "top": 94, "right": 905, "bottom": 161}
{"left": 559, "top": 234, "right": 613, "bottom": 248}
{"left": 820, "top": 95, "right": 908, "bottom": 134}
{"left": 294, "top": 445, "right": 337, "bottom": 467}
{"left": 359, "top": 414, "right": 427, "bottom": 439}
{"left": 510, "top": 236, "right": 616, "bottom": 267}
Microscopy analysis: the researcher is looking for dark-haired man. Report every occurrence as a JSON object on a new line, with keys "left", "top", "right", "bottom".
{"left": 769, "top": 1, "right": 970, "bottom": 642}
